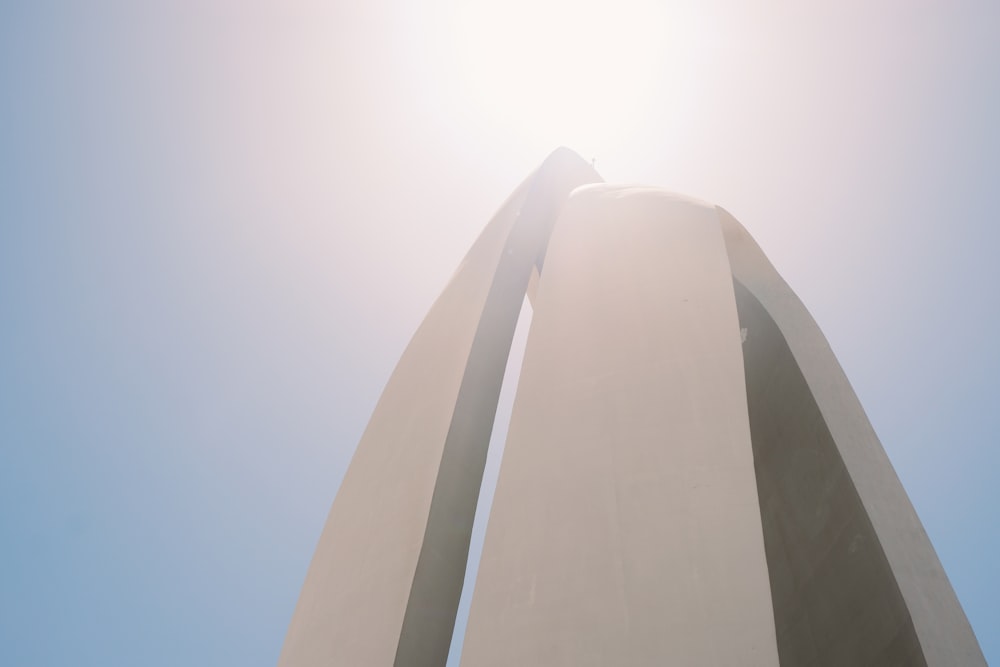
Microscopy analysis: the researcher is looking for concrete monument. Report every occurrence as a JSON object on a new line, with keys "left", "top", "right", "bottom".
{"left": 278, "top": 149, "right": 985, "bottom": 666}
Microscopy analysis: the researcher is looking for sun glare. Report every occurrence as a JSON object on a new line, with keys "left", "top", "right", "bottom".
{"left": 451, "top": 0, "right": 687, "bottom": 150}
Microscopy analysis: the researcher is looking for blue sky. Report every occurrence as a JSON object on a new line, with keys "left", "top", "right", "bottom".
{"left": 1, "top": 1, "right": 997, "bottom": 665}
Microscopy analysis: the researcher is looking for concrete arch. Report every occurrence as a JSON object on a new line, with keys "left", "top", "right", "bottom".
{"left": 279, "top": 156, "right": 984, "bottom": 667}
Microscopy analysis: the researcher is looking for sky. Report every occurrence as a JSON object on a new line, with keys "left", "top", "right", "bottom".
{"left": 1, "top": 0, "right": 998, "bottom": 665}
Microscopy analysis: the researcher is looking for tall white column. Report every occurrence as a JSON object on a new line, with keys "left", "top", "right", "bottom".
{"left": 461, "top": 187, "right": 779, "bottom": 666}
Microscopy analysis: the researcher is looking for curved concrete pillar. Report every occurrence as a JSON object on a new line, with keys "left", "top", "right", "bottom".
{"left": 719, "top": 208, "right": 986, "bottom": 666}
{"left": 277, "top": 149, "right": 600, "bottom": 667}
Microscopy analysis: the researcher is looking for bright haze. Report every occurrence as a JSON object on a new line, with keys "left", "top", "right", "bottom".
{"left": 1, "top": 1, "right": 997, "bottom": 665}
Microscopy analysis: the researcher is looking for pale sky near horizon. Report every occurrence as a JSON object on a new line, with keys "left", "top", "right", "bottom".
{"left": 2, "top": 1, "right": 998, "bottom": 665}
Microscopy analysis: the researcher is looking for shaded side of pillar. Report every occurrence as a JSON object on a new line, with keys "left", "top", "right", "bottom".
{"left": 719, "top": 208, "right": 986, "bottom": 666}
{"left": 461, "top": 186, "right": 779, "bottom": 666}
{"left": 277, "top": 149, "right": 599, "bottom": 667}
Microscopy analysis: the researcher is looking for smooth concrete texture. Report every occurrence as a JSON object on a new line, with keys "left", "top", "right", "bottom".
{"left": 735, "top": 278, "right": 926, "bottom": 666}
{"left": 459, "top": 186, "right": 778, "bottom": 666}
{"left": 280, "top": 152, "right": 985, "bottom": 667}
{"left": 277, "top": 149, "right": 599, "bottom": 667}
{"left": 393, "top": 152, "right": 600, "bottom": 667}
{"left": 719, "top": 210, "right": 987, "bottom": 666}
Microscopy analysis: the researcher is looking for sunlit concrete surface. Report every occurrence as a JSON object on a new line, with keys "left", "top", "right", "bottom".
{"left": 279, "top": 150, "right": 985, "bottom": 666}
{"left": 460, "top": 185, "right": 779, "bottom": 666}
{"left": 277, "top": 149, "right": 599, "bottom": 667}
